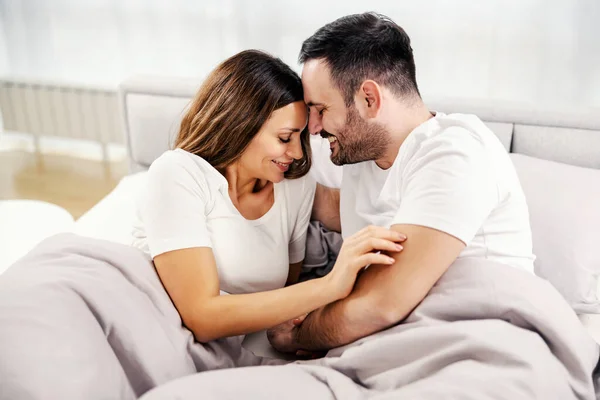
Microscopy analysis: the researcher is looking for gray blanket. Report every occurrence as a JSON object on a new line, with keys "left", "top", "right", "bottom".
{"left": 1, "top": 234, "right": 599, "bottom": 399}
{"left": 0, "top": 234, "right": 280, "bottom": 400}
{"left": 142, "top": 259, "right": 600, "bottom": 399}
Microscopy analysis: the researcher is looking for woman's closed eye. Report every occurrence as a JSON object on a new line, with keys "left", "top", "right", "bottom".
{"left": 279, "top": 137, "right": 291, "bottom": 143}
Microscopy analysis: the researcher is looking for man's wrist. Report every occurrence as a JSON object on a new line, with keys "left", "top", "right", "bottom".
{"left": 296, "top": 307, "right": 329, "bottom": 351}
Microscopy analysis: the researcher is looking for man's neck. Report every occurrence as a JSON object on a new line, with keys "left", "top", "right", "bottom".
{"left": 375, "top": 99, "right": 433, "bottom": 170}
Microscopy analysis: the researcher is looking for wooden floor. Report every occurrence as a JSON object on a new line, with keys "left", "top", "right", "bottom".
{"left": 0, "top": 151, "right": 128, "bottom": 219}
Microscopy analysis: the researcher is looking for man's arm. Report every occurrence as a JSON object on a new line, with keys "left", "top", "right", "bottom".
{"left": 290, "top": 224, "right": 465, "bottom": 351}
{"left": 311, "top": 183, "right": 341, "bottom": 233}
{"left": 269, "top": 129, "right": 495, "bottom": 352}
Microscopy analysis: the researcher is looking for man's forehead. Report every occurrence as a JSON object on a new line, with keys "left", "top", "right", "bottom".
{"left": 302, "top": 60, "right": 330, "bottom": 83}
{"left": 301, "top": 59, "right": 334, "bottom": 103}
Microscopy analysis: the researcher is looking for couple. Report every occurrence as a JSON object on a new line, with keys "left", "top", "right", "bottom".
{"left": 132, "top": 12, "right": 534, "bottom": 359}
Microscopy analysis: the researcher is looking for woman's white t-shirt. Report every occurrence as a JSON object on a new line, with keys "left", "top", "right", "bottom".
{"left": 132, "top": 149, "right": 316, "bottom": 294}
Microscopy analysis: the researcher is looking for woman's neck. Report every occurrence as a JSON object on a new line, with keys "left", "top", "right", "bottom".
{"left": 224, "top": 163, "right": 268, "bottom": 200}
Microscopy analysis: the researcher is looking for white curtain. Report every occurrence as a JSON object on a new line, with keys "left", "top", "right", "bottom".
{"left": 1, "top": 0, "right": 599, "bottom": 106}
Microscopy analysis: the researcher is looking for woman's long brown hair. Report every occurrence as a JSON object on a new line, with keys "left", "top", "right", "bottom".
{"left": 175, "top": 50, "right": 311, "bottom": 179}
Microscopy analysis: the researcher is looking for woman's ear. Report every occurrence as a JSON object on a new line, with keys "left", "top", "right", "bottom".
{"left": 356, "top": 80, "right": 382, "bottom": 119}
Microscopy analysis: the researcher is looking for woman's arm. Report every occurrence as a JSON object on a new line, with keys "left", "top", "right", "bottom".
{"left": 155, "top": 248, "right": 337, "bottom": 343}
{"left": 154, "top": 225, "right": 404, "bottom": 343}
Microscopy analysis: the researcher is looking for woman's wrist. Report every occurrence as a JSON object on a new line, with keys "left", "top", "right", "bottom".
{"left": 319, "top": 272, "right": 344, "bottom": 302}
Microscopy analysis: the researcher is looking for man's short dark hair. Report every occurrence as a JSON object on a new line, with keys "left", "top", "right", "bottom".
{"left": 299, "top": 12, "right": 420, "bottom": 106}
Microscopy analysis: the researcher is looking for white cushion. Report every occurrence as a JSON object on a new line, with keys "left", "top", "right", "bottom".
{"left": 0, "top": 200, "right": 74, "bottom": 274}
{"left": 73, "top": 172, "right": 148, "bottom": 245}
{"left": 125, "top": 93, "right": 190, "bottom": 170}
{"left": 510, "top": 154, "right": 600, "bottom": 313}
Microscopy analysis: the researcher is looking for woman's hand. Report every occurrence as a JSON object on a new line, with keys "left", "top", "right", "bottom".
{"left": 326, "top": 225, "right": 406, "bottom": 300}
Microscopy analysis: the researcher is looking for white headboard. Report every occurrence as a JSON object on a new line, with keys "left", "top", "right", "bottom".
{"left": 119, "top": 76, "right": 600, "bottom": 172}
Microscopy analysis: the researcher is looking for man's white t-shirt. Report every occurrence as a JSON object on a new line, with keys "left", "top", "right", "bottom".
{"left": 131, "top": 149, "right": 316, "bottom": 294}
{"left": 340, "top": 112, "right": 535, "bottom": 272}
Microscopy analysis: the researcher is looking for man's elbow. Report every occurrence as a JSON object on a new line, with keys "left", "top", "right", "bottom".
{"left": 367, "top": 295, "right": 411, "bottom": 330}
{"left": 340, "top": 292, "right": 402, "bottom": 338}
{"left": 378, "top": 305, "right": 408, "bottom": 328}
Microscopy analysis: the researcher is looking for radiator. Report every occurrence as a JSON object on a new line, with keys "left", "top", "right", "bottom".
{"left": 0, "top": 79, "right": 122, "bottom": 160}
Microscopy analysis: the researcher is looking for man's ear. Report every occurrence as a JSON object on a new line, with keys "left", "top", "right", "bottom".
{"left": 355, "top": 80, "right": 382, "bottom": 119}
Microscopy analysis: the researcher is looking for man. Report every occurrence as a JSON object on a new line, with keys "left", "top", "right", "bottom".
{"left": 267, "top": 11, "right": 535, "bottom": 354}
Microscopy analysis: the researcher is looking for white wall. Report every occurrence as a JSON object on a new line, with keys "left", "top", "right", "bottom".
{"left": 1, "top": 0, "right": 599, "bottom": 106}
{"left": 0, "top": 14, "right": 7, "bottom": 77}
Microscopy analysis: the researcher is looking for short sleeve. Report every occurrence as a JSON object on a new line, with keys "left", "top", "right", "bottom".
{"left": 288, "top": 175, "right": 317, "bottom": 264}
{"left": 392, "top": 127, "right": 498, "bottom": 245}
{"left": 141, "top": 153, "right": 213, "bottom": 258}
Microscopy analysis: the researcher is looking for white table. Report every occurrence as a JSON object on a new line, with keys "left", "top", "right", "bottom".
{"left": 0, "top": 200, "right": 74, "bottom": 274}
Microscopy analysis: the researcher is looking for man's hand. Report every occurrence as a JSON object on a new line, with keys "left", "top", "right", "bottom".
{"left": 266, "top": 319, "right": 301, "bottom": 354}
{"left": 268, "top": 315, "right": 327, "bottom": 359}
{"left": 268, "top": 225, "right": 466, "bottom": 353}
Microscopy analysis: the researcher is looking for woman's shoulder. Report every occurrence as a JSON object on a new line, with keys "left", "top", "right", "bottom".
{"left": 148, "top": 149, "right": 225, "bottom": 194}
{"left": 151, "top": 149, "right": 213, "bottom": 173}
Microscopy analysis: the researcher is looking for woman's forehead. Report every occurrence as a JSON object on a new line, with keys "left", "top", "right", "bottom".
{"left": 267, "top": 102, "right": 307, "bottom": 128}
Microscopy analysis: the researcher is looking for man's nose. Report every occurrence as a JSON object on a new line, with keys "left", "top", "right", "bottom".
{"left": 308, "top": 114, "right": 322, "bottom": 136}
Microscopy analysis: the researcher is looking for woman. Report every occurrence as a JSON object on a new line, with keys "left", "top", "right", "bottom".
{"left": 131, "top": 50, "right": 404, "bottom": 344}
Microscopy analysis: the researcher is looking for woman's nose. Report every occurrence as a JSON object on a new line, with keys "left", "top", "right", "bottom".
{"left": 287, "top": 140, "right": 303, "bottom": 160}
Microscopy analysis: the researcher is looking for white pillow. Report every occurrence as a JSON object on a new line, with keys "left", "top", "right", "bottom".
{"left": 510, "top": 153, "right": 600, "bottom": 313}
{"left": 72, "top": 172, "right": 148, "bottom": 246}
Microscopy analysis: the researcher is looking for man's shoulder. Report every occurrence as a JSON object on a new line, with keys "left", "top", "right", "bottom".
{"left": 404, "top": 113, "right": 498, "bottom": 165}
{"left": 423, "top": 113, "right": 489, "bottom": 143}
{"left": 432, "top": 113, "right": 501, "bottom": 150}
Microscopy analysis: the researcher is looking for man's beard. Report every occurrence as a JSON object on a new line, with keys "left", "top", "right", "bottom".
{"left": 327, "top": 107, "right": 390, "bottom": 166}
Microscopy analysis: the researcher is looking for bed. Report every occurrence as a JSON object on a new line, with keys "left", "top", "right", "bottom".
{"left": 71, "top": 76, "right": 600, "bottom": 346}
{"left": 2, "top": 75, "right": 597, "bottom": 399}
